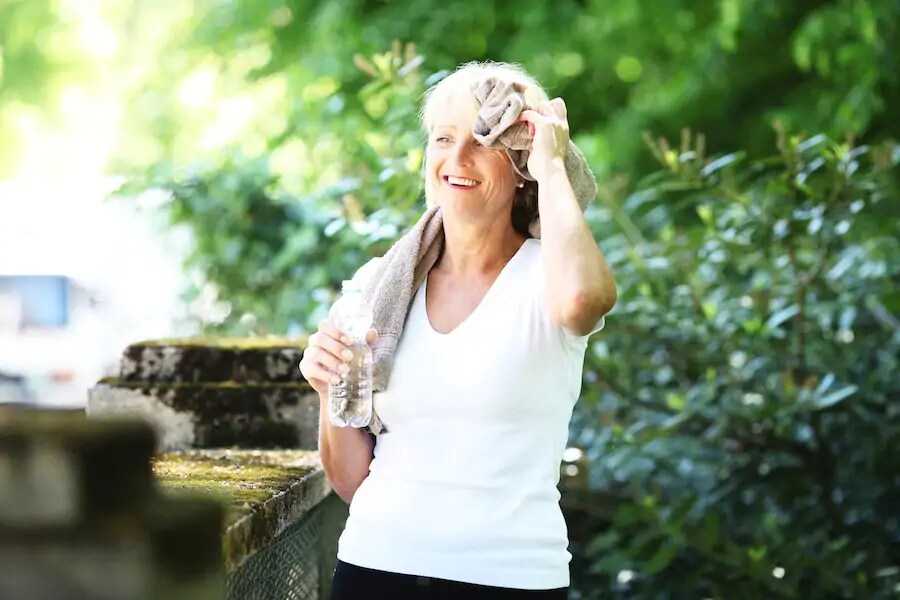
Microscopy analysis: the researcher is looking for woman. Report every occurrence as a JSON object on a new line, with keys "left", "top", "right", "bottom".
{"left": 299, "top": 61, "right": 616, "bottom": 599}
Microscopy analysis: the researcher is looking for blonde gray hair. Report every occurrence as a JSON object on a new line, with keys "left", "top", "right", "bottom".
{"left": 419, "top": 61, "right": 549, "bottom": 237}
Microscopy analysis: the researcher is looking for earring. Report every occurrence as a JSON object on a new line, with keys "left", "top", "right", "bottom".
{"left": 516, "top": 181, "right": 525, "bottom": 188}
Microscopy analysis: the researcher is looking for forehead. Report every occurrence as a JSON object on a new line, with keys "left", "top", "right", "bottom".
{"left": 429, "top": 88, "right": 479, "bottom": 132}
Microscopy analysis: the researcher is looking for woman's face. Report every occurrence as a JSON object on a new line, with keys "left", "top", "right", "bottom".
{"left": 424, "top": 96, "right": 518, "bottom": 224}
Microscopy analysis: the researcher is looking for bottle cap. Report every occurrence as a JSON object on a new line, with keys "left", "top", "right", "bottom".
{"left": 341, "top": 279, "right": 363, "bottom": 294}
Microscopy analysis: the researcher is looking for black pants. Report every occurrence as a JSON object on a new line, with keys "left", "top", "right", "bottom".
{"left": 331, "top": 560, "right": 569, "bottom": 599}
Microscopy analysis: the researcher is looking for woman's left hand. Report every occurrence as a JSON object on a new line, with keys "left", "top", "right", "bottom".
{"left": 517, "top": 98, "right": 570, "bottom": 184}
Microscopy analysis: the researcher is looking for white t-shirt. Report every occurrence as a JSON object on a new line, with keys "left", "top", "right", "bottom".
{"left": 336, "top": 238, "right": 604, "bottom": 589}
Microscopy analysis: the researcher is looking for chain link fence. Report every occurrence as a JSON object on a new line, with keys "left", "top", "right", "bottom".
{"left": 226, "top": 496, "right": 347, "bottom": 600}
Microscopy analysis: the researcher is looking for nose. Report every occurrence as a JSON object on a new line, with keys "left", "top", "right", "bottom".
{"left": 450, "top": 138, "right": 475, "bottom": 167}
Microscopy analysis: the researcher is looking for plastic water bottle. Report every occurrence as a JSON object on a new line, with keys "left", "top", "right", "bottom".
{"left": 327, "top": 280, "right": 373, "bottom": 428}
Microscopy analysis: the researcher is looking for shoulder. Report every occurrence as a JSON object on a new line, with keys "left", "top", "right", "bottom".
{"left": 522, "top": 237, "right": 542, "bottom": 254}
{"left": 517, "top": 238, "right": 543, "bottom": 271}
{"left": 518, "top": 238, "right": 554, "bottom": 286}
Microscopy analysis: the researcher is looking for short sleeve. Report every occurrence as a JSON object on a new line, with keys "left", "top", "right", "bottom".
{"left": 558, "top": 310, "right": 605, "bottom": 352}
{"left": 577, "top": 314, "right": 606, "bottom": 337}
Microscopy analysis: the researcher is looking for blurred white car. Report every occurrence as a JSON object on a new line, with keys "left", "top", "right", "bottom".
{"left": 0, "top": 370, "right": 31, "bottom": 405}
{"left": 0, "top": 275, "right": 105, "bottom": 408}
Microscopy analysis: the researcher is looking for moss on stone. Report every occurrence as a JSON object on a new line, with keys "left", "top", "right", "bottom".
{"left": 153, "top": 450, "right": 319, "bottom": 527}
{"left": 99, "top": 378, "right": 311, "bottom": 390}
{"left": 152, "top": 449, "right": 330, "bottom": 571}
{"left": 131, "top": 337, "right": 308, "bottom": 349}
{"left": 118, "top": 339, "right": 309, "bottom": 385}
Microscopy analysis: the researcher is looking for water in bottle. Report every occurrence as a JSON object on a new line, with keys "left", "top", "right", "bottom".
{"left": 328, "top": 280, "right": 373, "bottom": 428}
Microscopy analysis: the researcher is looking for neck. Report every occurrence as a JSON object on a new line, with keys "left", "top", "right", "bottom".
{"left": 437, "top": 215, "right": 526, "bottom": 277}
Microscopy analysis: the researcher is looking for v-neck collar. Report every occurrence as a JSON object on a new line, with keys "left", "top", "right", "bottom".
{"left": 421, "top": 240, "right": 529, "bottom": 338}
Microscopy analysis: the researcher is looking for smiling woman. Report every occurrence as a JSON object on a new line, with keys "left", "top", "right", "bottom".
{"left": 421, "top": 64, "right": 550, "bottom": 238}
{"left": 299, "top": 60, "right": 617, "bottom": 600}
{"left": 426, "top": 109, "right": 520, "bottom": 232}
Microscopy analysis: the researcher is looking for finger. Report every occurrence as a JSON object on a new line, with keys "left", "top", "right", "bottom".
{"left": 298, "top": 358, "right": 324, "bottom": 388}
{"left": 310, "top": 329, "right": 353, "bottom": 364}
{"left": 303, "top": 346, "right": 347, "bottom": 387}
{"left": 537, "top": 100, "right": 561, "bottom": 117}
{"left": 550, "top": 97, "right": 567, "bottom": 119}
{"left": 516, "top": 110, "right": 545, "bottom": 136}
{"left": 311, "top": 344, "right": 349, "bottom": 377}
{"left": 302, "top": 343, "right": 347, "bottom": 378}
{"left": 302, "top": 361, "right": 341, "bottom": 388}
{"left": 318, "top": 319, "right": 351, "bottom": 345}
{"left": 517, "top": 109, "right": 549, "bottom": 125}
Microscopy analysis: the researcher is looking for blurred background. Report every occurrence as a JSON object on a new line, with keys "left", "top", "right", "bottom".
{"left": 1, "top": 0, "right": 898, "bottom": 597}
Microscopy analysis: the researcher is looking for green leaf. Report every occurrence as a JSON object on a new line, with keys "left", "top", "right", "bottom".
{"left": 700, "top": 152, "right": 744, "bottom": 177}
{"left": 765, "top": 305, "right": 800, "bottom": 330}
{"left": 814, "top": 385, "right": 858, "bottom": 409}
{"left": 665, "top": 393, "right": 686, "bottom": 411}
{"left": 587, "top": 531, "right": 622, "bottom": 555}
{"left": 645, "top": 542, "right": 681, "bottom": 574}
{"left": 814, "top": 373, "right": 836, "bottom": 396}
{"left": 748, "top": 545, "right": 767, "bottom": 562}
{"left": 700, "top": 513, "right": 720, "bottom": 550}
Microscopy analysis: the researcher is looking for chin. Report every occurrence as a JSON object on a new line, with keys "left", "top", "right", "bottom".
{"left": 438, "top": 194, "right": 485, "bottom": 210}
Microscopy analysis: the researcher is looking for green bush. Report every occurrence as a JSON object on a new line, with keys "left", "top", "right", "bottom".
{"left": 568, "top": 128, "right": 899, "bottom": 598}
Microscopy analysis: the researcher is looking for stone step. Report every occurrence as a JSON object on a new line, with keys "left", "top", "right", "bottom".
{"left": 0, "top": 409, "right": 156, "bottom": 527}
{"left": 88, "top": 379, "right": 319, "bottom": 452}
{"left": 152, "top": 449, "right": 326, "bottom": 572}
{"left": 119, "top": 338, "right": 307, "bottom": 384}
{"left": 0, "top": 410, "right": 226, "bottom": 599}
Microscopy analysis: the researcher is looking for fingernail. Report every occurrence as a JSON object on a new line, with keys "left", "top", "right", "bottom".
{"left": 342, "top": 349, "right": 353, "bottom": 360}
{"left": 340, "top": 363, "right": 350, "bottom": 374}
{"left": 331, "top": 375, "right": 340, "bottom": 384}
{"left": 341, "top": 336, "right": 351, "bottom": 345}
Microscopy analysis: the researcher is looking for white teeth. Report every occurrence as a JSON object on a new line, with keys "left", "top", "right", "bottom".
{"left": 447, "top": 176, "right": 479, "bottom": 187}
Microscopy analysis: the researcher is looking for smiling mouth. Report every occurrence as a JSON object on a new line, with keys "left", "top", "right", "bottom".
{"left": 443, "top": 175, "right": 481, "bottom": 189}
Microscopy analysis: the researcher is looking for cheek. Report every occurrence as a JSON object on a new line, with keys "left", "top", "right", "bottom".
{"left": 488, "top": 153, "right": 514, "bottom": 180}
{"left": 422, "top": 154, "right": 438, "bottom": 181}
{"left": 491, "top": 164, "right": 517, "bottom": 189}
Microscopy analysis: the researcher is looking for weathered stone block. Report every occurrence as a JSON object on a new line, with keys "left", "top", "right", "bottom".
{"left": 88, "top": 380, "right": 319, "bottom": 452}
{"left": 152, "top": 449, "right": 329, "bottom": 572}
{"left": 87, "top": 337, "right": 320, "bottom": 452}
{"left": 0, "top": 410, "right": 226, "bottom": 600}
{"left": 120, "top": 338, "right": 306, "bottom": 384}
{"left": 0, "top": 410, "right": 156, "bottom": 526}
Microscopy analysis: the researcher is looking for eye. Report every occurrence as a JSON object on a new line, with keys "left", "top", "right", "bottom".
{"left": 435, "top": 136, "right": 452, "bottom": 144}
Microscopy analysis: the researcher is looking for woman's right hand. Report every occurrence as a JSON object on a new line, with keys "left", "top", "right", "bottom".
{"left": 298, "top": 320, "right": 378, "bottom": 396}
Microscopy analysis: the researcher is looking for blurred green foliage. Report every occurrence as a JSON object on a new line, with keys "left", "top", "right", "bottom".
{"left": 4, "top": 0, "right": 900, "bottom": 597}
{"left": 119, "top": 44, "right": 429, "bottom": 334}
{"left": 106, "top": 0, "right": 900, "bottom": 178}
{"left": 6, "top": 0, "right": 898, "bottom": 176}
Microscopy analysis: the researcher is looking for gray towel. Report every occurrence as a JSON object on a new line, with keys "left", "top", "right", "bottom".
{"left": 472, "top": 77, "right": 597, "bottom": 237}
{"left": 337, "top": 77, "right": 597, "bottom": 435}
